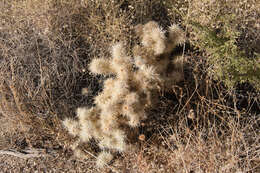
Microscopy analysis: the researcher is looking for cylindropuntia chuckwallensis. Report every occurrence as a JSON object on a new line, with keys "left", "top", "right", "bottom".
{"left": 63, "top": 20, "right": 185, "bottom": 167}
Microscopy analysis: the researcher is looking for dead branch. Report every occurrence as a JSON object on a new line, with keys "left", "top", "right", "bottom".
{"left": 0, "top": 148, "right": 56, "bottom": 159}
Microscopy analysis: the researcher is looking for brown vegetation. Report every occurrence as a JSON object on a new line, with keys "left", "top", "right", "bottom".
{"left": 0, "top": 0, "right": 259, "bottom": 172}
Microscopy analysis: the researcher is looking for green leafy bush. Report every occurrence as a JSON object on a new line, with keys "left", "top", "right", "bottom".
{"left": 189, "top": 19, "right": 260, "bottom": 90}
{"left": 177, "top": 0, "right": 260, "bottom": 90}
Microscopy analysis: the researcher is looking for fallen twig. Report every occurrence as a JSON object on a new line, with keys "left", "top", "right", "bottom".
{"left": 0, "top": 148, "right": 56, "bottom": 159}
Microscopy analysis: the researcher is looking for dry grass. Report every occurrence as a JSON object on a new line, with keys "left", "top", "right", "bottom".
{"left": 124, "top": 115, "right": 259, "bottom": 173}
{"left": 0, "top": 0, "right": 259, "bottom": 172}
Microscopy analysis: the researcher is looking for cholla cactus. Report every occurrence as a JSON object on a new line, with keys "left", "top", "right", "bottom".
{"left": 63, "top": 21, "right": 185, "bottom": 167}
{"left": 96, "top": 151, "right": 113, "bottom": 168}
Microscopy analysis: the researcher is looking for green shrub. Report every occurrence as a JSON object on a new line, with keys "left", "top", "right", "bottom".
{"left": 189, "top": 19, "right": 260, "bottom": 90}
{"left": 168, "top": 0, "right": 260, "bottom": 90}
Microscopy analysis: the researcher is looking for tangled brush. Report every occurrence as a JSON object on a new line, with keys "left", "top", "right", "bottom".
{"left": 63, "top": 21, "right": 185, "bottom": 167}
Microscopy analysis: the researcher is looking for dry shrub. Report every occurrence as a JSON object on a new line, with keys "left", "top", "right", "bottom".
{"left": 132, "top": 115, "right": 260, "bottom": 173}
{"left": 0, "top": 0, "right": 173, "bottom": 150}
{"left": 165, "top": 113, "right": 259, "bottom": 172}
{"left": 0, "top": 0, "right": 259, "bottom": 172}
{"left": 0, "top": 0, "right": 130, "bottom": 147}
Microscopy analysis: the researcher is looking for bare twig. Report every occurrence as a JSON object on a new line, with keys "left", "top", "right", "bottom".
{"left": 0, "top": 148, "right": 56, "bottom": 159}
